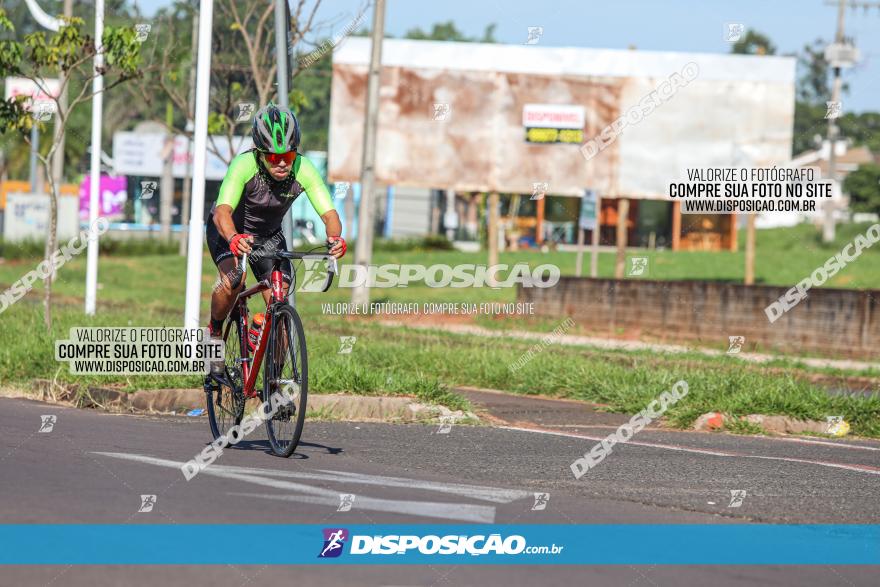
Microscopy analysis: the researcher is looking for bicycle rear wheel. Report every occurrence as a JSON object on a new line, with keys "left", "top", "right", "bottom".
{"left": 262, "top": 303, "right": 308, "bottom": 457}
{"left": 206, "top": 315, "right": 246, "bottom": 441}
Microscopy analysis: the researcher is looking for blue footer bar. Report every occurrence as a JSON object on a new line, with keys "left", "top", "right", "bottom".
{"left": 0, "top": 524, "right": 877, "bottom": 565}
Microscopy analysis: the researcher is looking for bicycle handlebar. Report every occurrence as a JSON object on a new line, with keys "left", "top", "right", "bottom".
{"left": 237, "top": 246, "right": 338, "bottom": 293}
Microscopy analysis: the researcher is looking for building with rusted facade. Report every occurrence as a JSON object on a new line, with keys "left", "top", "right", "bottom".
{"left": 329, "top": 37, "right": 795, "bottom": 251}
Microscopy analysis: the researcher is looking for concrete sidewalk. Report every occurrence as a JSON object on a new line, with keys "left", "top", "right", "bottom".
{"left": 453, "top": 386, "right": 632, "bottom": 430}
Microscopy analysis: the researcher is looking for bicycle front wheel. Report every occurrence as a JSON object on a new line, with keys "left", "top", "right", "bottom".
{"left": 262, "top": 304, "right": 308, "bottom": 457}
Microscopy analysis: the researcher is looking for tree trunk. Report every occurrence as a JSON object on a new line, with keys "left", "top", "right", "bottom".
{"left": 42, "top": 157, "right": 59, "bottom": 331}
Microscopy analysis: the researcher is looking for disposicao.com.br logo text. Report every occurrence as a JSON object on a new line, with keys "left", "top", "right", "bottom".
{"left": 318, "top": 529, "right": 564, "bottom": 558}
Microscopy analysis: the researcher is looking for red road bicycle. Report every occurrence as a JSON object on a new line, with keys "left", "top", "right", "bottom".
{"left": 203, "top": 245, "right": 337, "bottom": 457}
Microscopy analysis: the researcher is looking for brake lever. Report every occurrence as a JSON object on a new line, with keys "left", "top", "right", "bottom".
{"left": 322, "top": 255, "right": 338, "bottom": 292}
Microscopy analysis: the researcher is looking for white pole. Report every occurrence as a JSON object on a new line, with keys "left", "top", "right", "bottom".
{"left": 84, "top": 0, "right": 104, "bottom": 315}
{"left": 183, "top": 0, "right": 215, "bottom": 330}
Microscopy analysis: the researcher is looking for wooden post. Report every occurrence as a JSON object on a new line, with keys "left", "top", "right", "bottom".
{"left": 614, "top": 197, "right": 629, "bottom": 279}
{"left": 535, "top": 195, "right": 545, "bottom": 244}
{"left": 745, "top": 213, "right": 756, "bottom": 285}
{"left": 590, "top": 194, "right": 601, "bottom": 277}
{"left": 488, "top": 191, "right": 499, "bottom": 285}
{"left": 671, "top": 200, "right": 681, "bottom": 251}
{"left": 728, "top": 213, "right": 738, "bottom": 252}
{"left": 575, "top": 225, "right": 585, "bottom": 276}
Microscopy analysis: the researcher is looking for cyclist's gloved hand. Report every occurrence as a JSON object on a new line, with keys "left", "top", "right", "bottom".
{"left": 229, "top": 233, "right": 254, "bottom": 255}
{"left": 327, "top": 236, "right": 347, "bottom": 259}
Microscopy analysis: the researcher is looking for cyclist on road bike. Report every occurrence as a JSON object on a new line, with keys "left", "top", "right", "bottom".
{"left": 206, "top": 103, "right": 346, "bottom": 341}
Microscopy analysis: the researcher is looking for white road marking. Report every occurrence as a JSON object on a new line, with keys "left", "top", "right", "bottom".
{"left": 313, "top": 469, "right": 531, "bottom": 503}
{"left": 553, "top": 425, "right": 880, "bottom": 452}
{"left": 501, "top": 426, "right": 880, "bottom": 477}
{"left": 97, "top": 451, "right": 527, "bottom": 503}
{"left": 227, "top": 492, "right": 496, "bottom": 523}
{"left": 93, "top": 452, "right": 504, "bottom": 522}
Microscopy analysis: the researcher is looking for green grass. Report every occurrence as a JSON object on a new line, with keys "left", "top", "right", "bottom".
{"left": 724, "top": 418, "right": 767, "bottom": 436}
{"left": 1, "top": 223, "right": 879, "bottom": 435}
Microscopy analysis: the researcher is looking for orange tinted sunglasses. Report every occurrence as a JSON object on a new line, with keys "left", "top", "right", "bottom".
{"left": 262, "top": 151, "right": 296, "bottom": 165}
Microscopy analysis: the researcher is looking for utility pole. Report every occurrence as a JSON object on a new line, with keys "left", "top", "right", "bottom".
{"left": 275, "top": 0, "right": 294, "bottom": 248}
{"left": 821, "top": 0, "right": 875, "bottom": 242}
{"left": 351, "top": 0, "right": 386, "bottom": 307}
{"left": 823, "top": 0, "right": 847, "bottom": 243}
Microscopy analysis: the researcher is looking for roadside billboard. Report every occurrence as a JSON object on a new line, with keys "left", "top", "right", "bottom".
{"left": 112, "top": 132, "right": 252, "bottom": 181}
{"left": 4, "top": 76, "right": 61, "bottom": 107}
{"left": 4, "top": 193, "right": 78, "bottom": 242}
{"left": 329, "top": 38, "right": 795, "bottom": 199}
{"left": 78, "top": 175, "right": 128, "bottom": 221}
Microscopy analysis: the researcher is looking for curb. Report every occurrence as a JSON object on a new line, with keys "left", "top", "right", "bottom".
{"left": 693, "top": 411, "right": 850, "bottom": 436}
{"left": 16, "top": 379, "right": 476, "bottom": 424}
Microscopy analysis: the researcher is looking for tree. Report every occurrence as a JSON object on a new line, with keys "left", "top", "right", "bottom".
{"left": 0, "top": 9, "right": 142, "bottom": 329}
{"left": 844, "top": 163, "right": 880, "bottom": 215}
{"left": 838, "top": 111, "right": 880, "bottom": 154}
{"left": 293, "top": 45, "right": 332, "bottom": 150}
{"left": 404, "top": 21, "right": 497, "bottom": 43}
{"left": 730, "top": 30, "right": 776, "bottom": 56}
{"left": 0, "top": 1, "right": 143, "bottom": 182}
{"left": 124, "top": 0, "right": 337, "bottom": 251}
{"left": 131, "top": 0, "right": 332, "bottom": 166}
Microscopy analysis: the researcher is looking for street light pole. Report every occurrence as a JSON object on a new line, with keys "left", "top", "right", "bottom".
{"left": 84, "top": 0, "right": 104, "bottom": 315}
{"left": 183, "top": 0, "right": 216, "bottom": 330}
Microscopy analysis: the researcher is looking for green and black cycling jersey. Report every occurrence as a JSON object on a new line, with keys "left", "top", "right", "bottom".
{"left": 206, "top": 149, "right": 334, "bottom": 282}
{"left": 210, "top": 149, "right": 334, "bottom": 236}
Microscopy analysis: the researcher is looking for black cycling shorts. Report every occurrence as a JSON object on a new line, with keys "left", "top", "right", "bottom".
{"left": 206, "top": 217, "right": 292, "bottom": 285}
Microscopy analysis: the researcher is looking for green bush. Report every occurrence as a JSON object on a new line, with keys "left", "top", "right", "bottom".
{"left": 0, "top": 237, "right": 180, "bottom": 259}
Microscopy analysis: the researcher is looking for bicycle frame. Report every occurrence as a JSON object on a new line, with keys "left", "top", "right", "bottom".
{"left": 225, "top": 254, "right": 280, "bottom": 399}
{"left": 223, "top": 249, "right": 337, "bottom": 399}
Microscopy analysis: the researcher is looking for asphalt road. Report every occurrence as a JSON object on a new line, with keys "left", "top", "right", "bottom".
{"left": 1, "top": 396, "right": 878, "bottom": 586}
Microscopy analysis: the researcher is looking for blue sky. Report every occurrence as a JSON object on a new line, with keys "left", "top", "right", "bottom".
{"left": 137, "top": 0, "right": 879, "bottom": 112}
